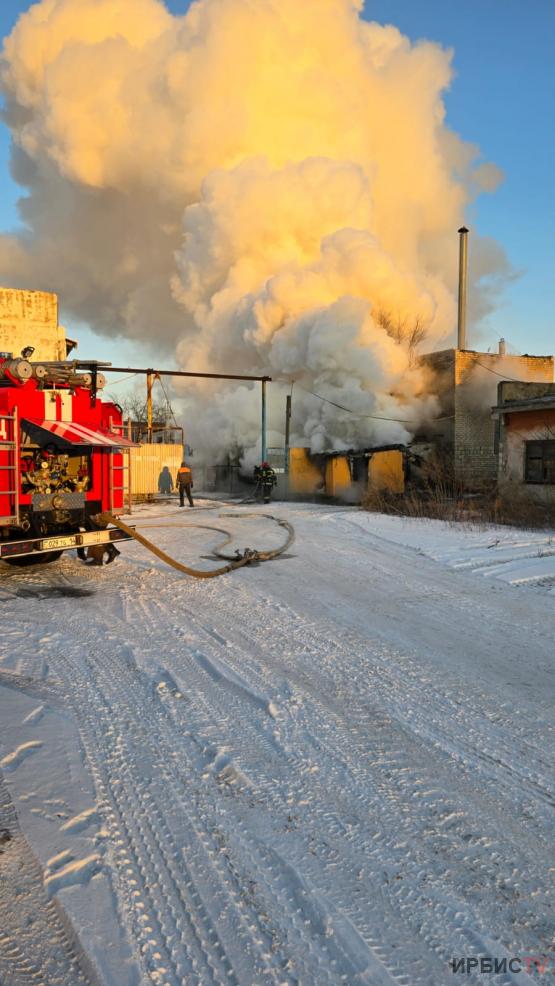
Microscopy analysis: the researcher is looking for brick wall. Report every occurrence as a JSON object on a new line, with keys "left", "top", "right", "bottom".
{"left": 419, "top": 349, "right": 456, "bottom": 451}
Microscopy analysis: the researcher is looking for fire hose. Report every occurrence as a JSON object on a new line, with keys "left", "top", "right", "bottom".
{"left": 97, "top": 512, "right": 294, "bottom": 579}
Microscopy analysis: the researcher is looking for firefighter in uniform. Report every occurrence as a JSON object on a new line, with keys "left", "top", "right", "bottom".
{"left": 254, "top": 461, "right": 277, "bottom": 503}
{"left": 176, "top": 461, "right": 194, "bottom": 507}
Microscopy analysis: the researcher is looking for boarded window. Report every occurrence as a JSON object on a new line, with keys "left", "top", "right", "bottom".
{"left": 525, "top": 440, "right": 555, "bottom": 483}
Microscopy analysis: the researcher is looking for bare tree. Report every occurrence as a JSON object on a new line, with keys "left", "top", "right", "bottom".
{"left": 376, "top": 309, "right": 429, "bottom": 364}
{"left": 109, "top": 393, "right": 169, "bottom": 427}
{"left": 109, "top": 394, "right": 171, "bottom": 443}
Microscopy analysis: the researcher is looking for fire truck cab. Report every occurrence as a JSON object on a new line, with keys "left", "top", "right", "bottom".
{"left": 0, "top": 356, "right": 136, "bottom": 566}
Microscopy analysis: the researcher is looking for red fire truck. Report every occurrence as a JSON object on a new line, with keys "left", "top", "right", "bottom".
{"left": 0, "top": 355, "right": 136, "bottom": 566}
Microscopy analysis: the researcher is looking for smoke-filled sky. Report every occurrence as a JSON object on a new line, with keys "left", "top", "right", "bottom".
{"left": 0, "top": 0, "right": 552, "bottom": 457}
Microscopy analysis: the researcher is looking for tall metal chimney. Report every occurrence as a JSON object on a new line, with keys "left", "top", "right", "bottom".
{"left": 457, "top": 226, "right": 469, "bottom": 350}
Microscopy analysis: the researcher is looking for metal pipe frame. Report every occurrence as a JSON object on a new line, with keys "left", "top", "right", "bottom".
{"left": 104, "top": 366, "right": 272, "bottom": 383}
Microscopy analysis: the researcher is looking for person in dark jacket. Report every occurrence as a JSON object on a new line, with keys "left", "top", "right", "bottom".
{"left": 254, "top": 461, "right": 277, "bottom": 503}
{"left": 176, "top": 461, "right": 194, "bottom": 506}
{"left": 158, "top": 465, "right": 174, "bottom": 495}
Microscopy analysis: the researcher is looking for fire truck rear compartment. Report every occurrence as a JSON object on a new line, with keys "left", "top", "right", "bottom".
{"left": 1, "top": 357, "right": 136, "bottom": 566}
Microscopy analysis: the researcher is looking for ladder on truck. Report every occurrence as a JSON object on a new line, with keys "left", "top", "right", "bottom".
{"left": 0, "top": 407, "right": 20, "bottom": 526}
{"left": 108, "top": 416, "right": 132, "bottom": 514}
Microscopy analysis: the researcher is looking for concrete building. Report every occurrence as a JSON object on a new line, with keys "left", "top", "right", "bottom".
{"left": 421, "top": 348, "right": 554, "bottom": 487}
{"left": 493, "top": 381, "right": 555, "bottom": 505}
{"left": 0, "top": 287, "right": 76, "bottom": 362}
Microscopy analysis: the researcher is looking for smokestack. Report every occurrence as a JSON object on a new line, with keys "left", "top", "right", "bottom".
{"left": 457, "top": 226, "right": 469, "bottom": 350}
{"left": 498, "top": 337, "right": 506, "bottom": 356}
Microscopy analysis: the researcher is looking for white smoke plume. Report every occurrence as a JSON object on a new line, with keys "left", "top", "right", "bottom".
{"left": 0, "top": 0, "right": 506, "bottom": 459}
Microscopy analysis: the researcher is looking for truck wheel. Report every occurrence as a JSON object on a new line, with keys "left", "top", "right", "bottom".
{"left": 4, "top": 551, "right": 63, "bottom": 567}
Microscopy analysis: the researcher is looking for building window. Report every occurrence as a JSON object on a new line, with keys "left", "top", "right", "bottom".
{"left": 525, "top": 440, "right": 555, "bottom": 484}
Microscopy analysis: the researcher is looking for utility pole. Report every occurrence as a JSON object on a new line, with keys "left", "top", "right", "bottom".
{"left": 146, "top": 370, "right": 155, "bottom": 444}
{"left": 284, "top": 393, "right": 292, "bottom": 475}
{"left": 261, "top": 378, "right": 267, "bottom": 463}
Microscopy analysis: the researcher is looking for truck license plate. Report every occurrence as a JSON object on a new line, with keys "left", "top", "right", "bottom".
{"left": 40, "top": 531, "right": 111, "bottom": 551}
{"left": 41, "top": 535, "right": 78, "bottom": 550}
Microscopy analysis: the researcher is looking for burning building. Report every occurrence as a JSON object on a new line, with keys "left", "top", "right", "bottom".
{"left": 0, "top": 0, "right": 511, "bottom": 466}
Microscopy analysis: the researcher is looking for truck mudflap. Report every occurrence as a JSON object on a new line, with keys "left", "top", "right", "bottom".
{"left": 0, "top": 527, "right": 133, "bottom": 560}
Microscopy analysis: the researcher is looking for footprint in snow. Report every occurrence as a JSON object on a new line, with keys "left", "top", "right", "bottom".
{"left": 1, "top": 740, "right": 43, "bottom": 771}
{"left": 44, "top": 854, "right": 102, "bottom": 897}
{"left": 60, "top": 806, "right": 99, "bottom": 834}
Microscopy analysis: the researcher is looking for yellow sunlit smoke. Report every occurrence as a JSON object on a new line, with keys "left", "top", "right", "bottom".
{"left": 0, "top": 0, "right": 506, "bottom": 455}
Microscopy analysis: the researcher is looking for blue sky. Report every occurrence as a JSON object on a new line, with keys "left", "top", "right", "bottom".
{"left": 0, "top": 0, "right": 553, "bottom": 363}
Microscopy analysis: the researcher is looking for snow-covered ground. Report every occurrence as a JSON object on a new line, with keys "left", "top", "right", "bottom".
{"left": 346, "top": 511, "right": 555, "bottom": 591}
{"left": 0, "top": 500, "right": 553, "bottom": 986}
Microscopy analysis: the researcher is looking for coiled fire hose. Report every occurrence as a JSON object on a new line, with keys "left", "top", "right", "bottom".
{"left": 97, "top": 512, "right": 294, "bottom": 579}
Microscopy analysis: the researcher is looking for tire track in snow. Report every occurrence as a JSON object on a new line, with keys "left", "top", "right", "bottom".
{"left": 222, "top": 578, "right": 554, "bottom": 965}
{"left": 122, "top": 564, "right": 552, "bottom": 984}
{"left": 44, "top": 590, "right": 300, "bottom": 986}
{"left": 62, "top": 572, "right": 404, "bottom": 982}
{"left": 0, "top": 774, "right": 99, "bottom": 986}
{"left": 116, "top": 584, "right": 411, "bottom": 984}
{"left": 59, "top": 656, "right": 256, "bottom": 985}
{"left": 2, "top": 573, "right": 235, "bottom": 985}
{"left": 114, "top": 580, "right": 473, "bottom": 983}
{"left": 2, "top": 510, "right": 552, "bottom": 985}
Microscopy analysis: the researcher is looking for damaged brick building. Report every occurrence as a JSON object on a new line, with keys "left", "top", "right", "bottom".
{"left": 493, "top": 381, "right": 555, "bottom": 505}
{"left": 420, "top": 346, "right": 554, "bottom": 488}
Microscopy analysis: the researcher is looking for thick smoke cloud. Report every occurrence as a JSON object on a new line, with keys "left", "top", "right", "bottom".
{"left": 0, "top": 0, "right": 505, "bottom": 457}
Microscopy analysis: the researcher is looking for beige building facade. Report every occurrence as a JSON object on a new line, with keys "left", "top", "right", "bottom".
{"left": 0, "top": 287, "right": 75, "bottom": 362}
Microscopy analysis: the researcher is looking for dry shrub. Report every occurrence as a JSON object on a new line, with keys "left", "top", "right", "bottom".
{"left": 363, "top": 456, "right": 555, "bottom": 531}
{"left": 487, "top": 490, "right": 555, "bottom": 530}
{"left": 362, "top": 486, "right": 470, "bottom": 523}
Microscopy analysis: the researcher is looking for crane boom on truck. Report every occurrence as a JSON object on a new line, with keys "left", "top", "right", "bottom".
{"left": 0, "top": 353, "right": 137, "bottom": 566}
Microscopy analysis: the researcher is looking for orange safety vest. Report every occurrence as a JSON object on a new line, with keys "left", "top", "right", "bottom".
{"left": 177, "top": 466, "right": 192, "bottom": 485}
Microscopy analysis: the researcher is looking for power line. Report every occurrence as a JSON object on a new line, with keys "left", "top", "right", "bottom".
{"left": 289, "top": 381, "right": 454, "bottom": 423}
{"left": 302, "top": 385, "right": 414, "bottom": 422}
{"left": 474, "top": 360, "right": 528, "bottom": 383}
{"left": 157, "top": 374, "right": 180, "bottom": 430}
{"left": 106, "top": 372, "right": 140, "bottom": 386}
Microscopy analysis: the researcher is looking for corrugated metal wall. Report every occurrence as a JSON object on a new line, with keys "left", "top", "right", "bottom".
{"left": 129, "top": 444, "right": 183, "bottom": 499}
